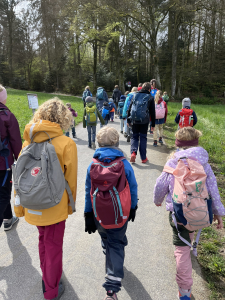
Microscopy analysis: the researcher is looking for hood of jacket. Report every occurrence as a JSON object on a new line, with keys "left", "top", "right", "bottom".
{"left": 103, "top": 103, "right": 110, "bottom": 109}
{"left": 86, "top": 102, "right": 95, "bottom": 108}
{"left": 158, "top": 98, "right": 164, "bottom": 104}
{"left": 93, "top": 147, "right": 124, "bottom": 162}
{"left": 0, "top": 102, "right": 10, "bottom": 112}
{"left": 167, "top": 147, "right": 209, "bottom": 168}
{"left": 23, "top": 120, "right": 63, "bottom": 143}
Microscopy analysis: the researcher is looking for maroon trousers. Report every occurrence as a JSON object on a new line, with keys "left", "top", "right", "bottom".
{"left": 37, "top": 221, "right": 66, "bottom": 300}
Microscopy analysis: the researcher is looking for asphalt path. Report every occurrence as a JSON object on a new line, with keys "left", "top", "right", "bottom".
{"left": 0, "top": 117, "right": 209, "bottom": 300}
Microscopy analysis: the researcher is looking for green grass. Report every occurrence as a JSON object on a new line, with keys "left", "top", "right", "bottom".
{"left": 5, "top": 89, "right": 84, "bottom": 138}
{"left": 164, "top": 102, "right": 225, "bottom": 299}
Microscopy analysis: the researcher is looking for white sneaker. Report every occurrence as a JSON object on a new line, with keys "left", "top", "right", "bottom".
{"left": 92, "top": 142, "right": 96, "bottom": 150}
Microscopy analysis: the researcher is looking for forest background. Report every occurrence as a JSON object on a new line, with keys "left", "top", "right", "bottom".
{"left": 1, "top": 0, "right": 225, "bottom": 100}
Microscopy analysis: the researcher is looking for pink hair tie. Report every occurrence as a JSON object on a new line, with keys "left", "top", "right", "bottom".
{"left": 175, "top": 138, "right": 199, "bottom": 148}
{"left": 0, "top": 88, "right": 7, "bottom": 104}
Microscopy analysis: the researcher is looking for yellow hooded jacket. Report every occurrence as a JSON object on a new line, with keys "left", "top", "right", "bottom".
{"left": 14, "top": 120, "right": 77, "bottom": 226}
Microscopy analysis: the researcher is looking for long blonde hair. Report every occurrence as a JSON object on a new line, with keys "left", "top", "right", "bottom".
{"left": 30, "top": 97, "right": 73, "bottom": 131}
{"left": 154, "top": 90, "right": 163, "bottom": 104}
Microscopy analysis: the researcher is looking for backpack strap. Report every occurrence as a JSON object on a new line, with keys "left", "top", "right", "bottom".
{"left": 163, "top": 165, "right": 174, "bottom": 174}
{"left": 172, "top": 212, "right": 201, "bottom": 257}
{"left": 65, "top": 181, "right": 76, "bottom": 212}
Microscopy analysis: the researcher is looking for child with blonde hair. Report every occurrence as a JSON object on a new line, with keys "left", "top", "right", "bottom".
{"left": 14, "top": 97, "right": 77, "bottom": 300}
{"left": 153, "top": 127, "right": 225, "bottom": 300}
{"left": 153, "top": 90, "right": 168, "bottom": 146}
{"left": 84, "top": 126, "right": 138, "bottom": 300}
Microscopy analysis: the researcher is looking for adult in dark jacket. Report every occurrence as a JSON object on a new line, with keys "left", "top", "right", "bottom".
{"left": 0, "top": 85, "right": 22, "bottom": 230}
{"left": 96, "top": 87, "right": 108, "bottom": 116}
{"left": 175, "top": 97, "right": 197, "bottom": 127}
{"left": 127, "top": 82, "right": 155, "bottom": 163}
{"left": 112, "top": 85, "right": 122, "bottom": 110}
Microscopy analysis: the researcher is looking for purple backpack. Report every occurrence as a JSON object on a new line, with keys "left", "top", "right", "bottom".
{"left": 90, "top": 157, "right": 131, "bottom": 229}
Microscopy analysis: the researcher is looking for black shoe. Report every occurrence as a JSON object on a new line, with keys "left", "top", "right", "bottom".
{"left": 127, "top": 136, "right": 130, "bottom": 142}
{"left": 4, "top": 216, "right": 19, "bottom": 231}
{"left": 159, "top": 137, "right": 163, "bottom": 144}
{"left": 88, "top": 145, "right": 92, "bottom": 148}
{"left": 124, "top": 133, "right": 128, "bottom": 138}
{"left": 52, "top": 281, "right": 65, "bottom": 300}
{"left": 121, "top": 131, "right": 123, "bottom": 134}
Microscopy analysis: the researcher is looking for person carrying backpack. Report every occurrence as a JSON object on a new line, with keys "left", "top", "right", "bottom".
{"left": 84, "top": 126, "right": 138, "bottom": 300}
{"left": 153, "top": 127, "right": 225, "bottom": 300}
{"left": 118, "top": 95, "right": 126, "bottom": 134}
{"left": 102, "top": 102, "right": 111, "bottom": 126}
{"left": 96, "top": 87, "right": 108, "bottom": 117}
{"left": 108, "top": 98, "right": 117, "bottom": 122}
{"left": 82, "top": 86, "right": 92, "bottom": 108}
{"left": 0, "top": 84, "right": 22, "bottom": 231}
{"left": 153, "top": 90, "right": 168, "bottom": 147}
{"left": 83, "top": 96, "right": 104, "bottom": 149}
{"left": 14, "top": 98, "right": 77, "bottom": 300}
{"left": 175, "top": 97, "right": 197, "bottom": 128}
{"left": 122, "top": 87, "right": 138, "bottom": 142}
{"left": 127, "top": 82, "right": 155, "bottom": 163}
{"left": 112, "top": 85, "right": 121, "bottom": 113}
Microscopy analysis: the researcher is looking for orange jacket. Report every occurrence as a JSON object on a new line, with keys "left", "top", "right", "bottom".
{"left": 14, "top": 120, "right": 77, "bottom": 226}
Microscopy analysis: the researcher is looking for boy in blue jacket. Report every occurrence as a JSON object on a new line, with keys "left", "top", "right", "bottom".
{"left": 84, "top": 126, "right": 138, "bottom": 300}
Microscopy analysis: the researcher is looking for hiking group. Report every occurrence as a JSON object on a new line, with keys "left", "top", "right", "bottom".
{"left": 0, "top": 82, "right": 224, "bottom": 300}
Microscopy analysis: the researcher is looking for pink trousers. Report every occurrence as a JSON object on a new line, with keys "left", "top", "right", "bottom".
{"left": 174, "top": 232, "right": 195, "bottom": 290}
{"left": 37, "top": 221, "right": 66, "bottom": 300}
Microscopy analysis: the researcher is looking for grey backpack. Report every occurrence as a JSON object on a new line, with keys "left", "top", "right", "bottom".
{"left": 12, "top": 131, "right": 75, "bottom": 211}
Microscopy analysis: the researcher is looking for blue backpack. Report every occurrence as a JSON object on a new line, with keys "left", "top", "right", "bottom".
{"left": 130, "top": 93, "right": 150, "bottom": 122}
{"left": 97, "top": 88, "right": 104, "bottom": 100}
{"left": 102, "top": 107, "right": 110, "bottom": 120}
{"left": 150, "top": 88, "right": 157, "bottom": 98}
{"left": 118, "top": 101, "right": 124, "bottom": 116}
{"left": 82, "top": 90, "right": 91, "bottom": 102}
{"left": 126, "top": 94, "right": 134, "bottom": 110}
{"left": 0, "top": 109, "right": 10, "bottom": 187}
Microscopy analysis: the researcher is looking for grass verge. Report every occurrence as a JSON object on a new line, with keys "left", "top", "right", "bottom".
{"left": 164, "top": 102, "right": 225, "bottom": 299}
{"left": 5, "top": 89, "right": 84, "bottom": 138}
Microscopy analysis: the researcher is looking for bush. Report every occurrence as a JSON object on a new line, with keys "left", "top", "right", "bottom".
{"left": 11, "top": 76, "right": 29, "bottom": 90}
{"left": 43, "top": 72, "right": 56, "bottom": 93}
{"left": 31, "top": 72, "right": 44, "bottom": 91}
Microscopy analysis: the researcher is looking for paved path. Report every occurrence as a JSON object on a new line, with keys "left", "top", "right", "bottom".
{"left": 0, "top": 118, "right": 209, "bottom": 300}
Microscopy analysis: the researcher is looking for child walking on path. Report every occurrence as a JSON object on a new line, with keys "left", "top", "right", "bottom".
{"left": 83, "top": 96, "right": 104, "bottom": 149}
{"left": 14, "top": 98, "right": 78, "bottom": 300}
{"left": 0, "top": 84, "right": 22, "bottom": 231}
{"left": 109, "top": 98, "right": 117, "bottom": 122}
{"left": 153, "top": 90, "right": 168, "bottom": 147}
{"left": 84, "top": 127, "right": 138, "bottom": 300}
{"left": 118, "top": 95, "right": 126, "bottom": 134}
{"left": 175, "top": 97, "right": 197, "bottom": 128}
{"left": 65, "top": 103, "right": 77, "bottom": 138}
{"left": 153, "top": 127, "right": 225, "bottom": 300}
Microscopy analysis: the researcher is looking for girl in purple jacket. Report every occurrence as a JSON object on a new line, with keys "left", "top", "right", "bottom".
{"left": 65, "top": 103, "right": 78, "bottom": 138}
{"left": 153, "top": 127, "right": 225, "bottom": 300}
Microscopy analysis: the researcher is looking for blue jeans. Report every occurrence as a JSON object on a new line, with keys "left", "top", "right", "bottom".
{"left": 95, "top": 220, "right": 128, "bottom": 293}
{"left": 66, "top": 126, "right": 76, "bottom": 137}
{"left": 131, "top": 123, "right": 148, "bottom": 160}
{"left": 110, "top": 112, "right": 114, "bottom": 121}
{"left": 87, "top": 126, "right": 96, "bottom": 147}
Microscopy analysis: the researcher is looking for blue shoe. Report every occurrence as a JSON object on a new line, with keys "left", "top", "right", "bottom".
{"left": 153, "top": 140, "right": 157, "bottom": 147}
{"left": 178, "top": 287, "right": 191, "bottom": 300}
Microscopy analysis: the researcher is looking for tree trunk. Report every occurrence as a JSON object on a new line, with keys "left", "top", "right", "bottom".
{"left": 93, "top": 39, "right": 97, "bottom": 90}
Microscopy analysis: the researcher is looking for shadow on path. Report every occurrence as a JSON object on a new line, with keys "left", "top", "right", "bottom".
{"left": 0, "top": 225, "right": 42, "bottom": 300}
{"left": 61, "top": 272, "right": 80, "bottom": 300}
{"left": 123, "top": 267, "right": 153, "bottom": 300}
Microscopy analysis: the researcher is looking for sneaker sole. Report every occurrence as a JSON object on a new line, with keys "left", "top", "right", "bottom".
{"left": 130, "top": 157, "right": 136, "bottom": 163}
{"left": 4, "top": 218, "right": 19, "bottom": 231}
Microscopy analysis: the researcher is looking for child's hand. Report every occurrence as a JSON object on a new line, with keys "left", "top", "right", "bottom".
{"left": 214, "top": 215, "right": 224, "bottom": 229}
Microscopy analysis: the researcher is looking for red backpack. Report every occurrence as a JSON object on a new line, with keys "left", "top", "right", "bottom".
{"left": 90, "top": 157, "right": 131, "bottom": 229}
{"left": 179, "top": 108, "right": 194, "bottom": 128}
